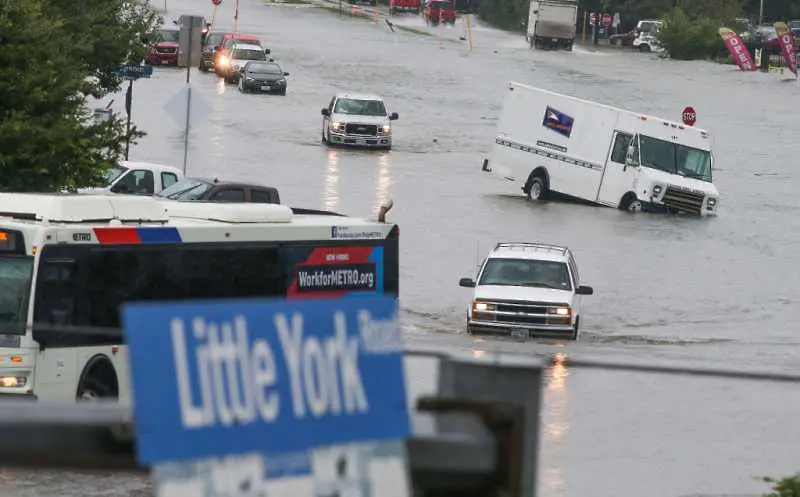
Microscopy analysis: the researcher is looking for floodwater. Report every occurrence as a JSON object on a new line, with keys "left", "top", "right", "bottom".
{"left": 5, "top": 0, "right": 800, "bottom": 495}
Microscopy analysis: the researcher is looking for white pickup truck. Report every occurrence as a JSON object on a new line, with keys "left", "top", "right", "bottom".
{"left": 78, "top": 161, "right": 184, "bottom": 196}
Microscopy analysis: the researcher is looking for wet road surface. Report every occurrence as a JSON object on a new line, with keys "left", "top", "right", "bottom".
{"left": 5, "top": 0, "right": 800, "bottom": 495}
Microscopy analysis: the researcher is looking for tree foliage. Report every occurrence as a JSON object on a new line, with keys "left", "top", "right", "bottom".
{"left": 759, "top": 474, "right": 800, "bottom": 497}
{"left": 0, "top": 0, "right": 160, "bottom": 192}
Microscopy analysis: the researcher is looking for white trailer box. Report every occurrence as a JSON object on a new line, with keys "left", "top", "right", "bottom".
{"left": 526, "top": 0, "right": 578, "bottom": 50}
{"left": 481, "top": 82, "right": 720, "bottom": 216}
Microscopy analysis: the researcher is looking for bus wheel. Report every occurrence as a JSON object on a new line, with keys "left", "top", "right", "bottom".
{"left": 77, "top": 358, "right": 118, "bottom": 400}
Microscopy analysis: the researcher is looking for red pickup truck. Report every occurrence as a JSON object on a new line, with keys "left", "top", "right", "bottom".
{"left": 390, "top": 0, "right": 420, "bottom": 14}
{"left": 423, "top": 0, "right": 456, "bottom": 25}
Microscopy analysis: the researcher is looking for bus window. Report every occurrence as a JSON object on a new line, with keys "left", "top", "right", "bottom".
{"left": 33, "top": 260, "right": 77, "bottom": 327}
{"left": 0, "top": 256, "right": 33, "bottom": 335}
{"left": 80, "top": 244, "right": 286, "bottom": 328}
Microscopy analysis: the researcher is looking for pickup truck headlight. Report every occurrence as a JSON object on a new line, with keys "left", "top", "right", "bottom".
{"left": 547, "top": 306, "right": 571, "bottom": 317}
{"left": 472, "top": 301, "right": 495, "bottom": 312}
{"left": 381, "top": 124, "right": 391, "bottom": 134}
{"left": 652, "top": 184, "right": 663, "bottom": 195}
{"left": 330, "top": 122, "right": 344, "bottom": 131}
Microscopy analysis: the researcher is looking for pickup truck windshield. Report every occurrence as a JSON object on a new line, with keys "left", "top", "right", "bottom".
{"left": 0, "top": 256, "right": 32, "bottom": 335}
{"left": 158, "top": 179, "right": 214, "bottom": 200}
{"left": 333, "top": 98, "right": 387, "bottom": 116}
{"left": 104, "top": 165, "right": 127, "bottom": 185}
{"left": 232, "top": 49, "right": 266, "bottom": 61}
{"left": 478, "top": 258, "right": 572, "bottom": 291}
{"left": 639, "top": 135, "right": 713, "bottom": 182}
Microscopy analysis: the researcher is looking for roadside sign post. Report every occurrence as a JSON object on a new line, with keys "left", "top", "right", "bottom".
{"left": 177, "top": 15, "right": 205, "bottom": 175}
{"left": 123, "top": 295, "right": 412, "bottom": 497}
{"left": 211, "top": 0, "right": 222, "bottom": 27}
{"left": 115, "top": 64, "right": 153, "bottom": 161}
{"left": 682, "top": 106, "right": 697, "bottom": 126}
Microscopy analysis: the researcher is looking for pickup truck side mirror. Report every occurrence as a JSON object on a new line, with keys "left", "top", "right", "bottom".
{"left": 264, "top": 48, "right": 271, "bottom": 55}
{"left": 389, "top": 112, "right": 399, "bottom": 120}
{"left": 459, "top": 278, "right": 476, "bottom": 288}
{"left": 284, "top": 71, "right": 290, "bottom": 76}
{"left": 575, "top": 285, "right": 594, "bottom": 295}
{"left": 321, "top": 108, "right": 330, "bottom": 116}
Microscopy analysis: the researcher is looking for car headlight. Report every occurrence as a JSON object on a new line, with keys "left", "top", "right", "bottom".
{"left": 652, "top": 184, "right": 663, "bottom": 195}
{"left": 330, "top": 122, "right": 344, "bottom": 131}
{"left": 547, "top": 306, "right": 571, "bottom": 317}
{"left": 707, "top": 197, "right": 717, "bottom": 209}
{"left": 381, "top": 124, "right": 391, "bottom": 134}
{"left": 472, "top": 301, "right": 495, "bottom": 313}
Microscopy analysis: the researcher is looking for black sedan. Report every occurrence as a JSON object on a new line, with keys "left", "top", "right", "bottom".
{"left": 155, "top": 177, "right": 281, "bottom": 204}
{"left": 237, "top": 61, "right": 290, "bottom": 95}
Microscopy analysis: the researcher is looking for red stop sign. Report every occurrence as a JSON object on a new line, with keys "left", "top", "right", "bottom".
{"left": 682, "top": 106, "right": 696, "bottom": 126}
{"left": 212, "top": 0, "right": 222, "bottom": 5}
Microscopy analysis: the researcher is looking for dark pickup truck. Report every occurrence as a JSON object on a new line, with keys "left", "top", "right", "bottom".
{"left": 155, "top": 177, "right": 280, "bottom": 204}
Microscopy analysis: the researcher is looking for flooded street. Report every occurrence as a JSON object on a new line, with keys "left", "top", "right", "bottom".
{"left": 5, "top": 0, "right": 800, "bottom": 495}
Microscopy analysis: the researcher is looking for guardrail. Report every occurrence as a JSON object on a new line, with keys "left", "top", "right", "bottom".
{"left": 1, "top": 346, "right": 799, "bottom": 497}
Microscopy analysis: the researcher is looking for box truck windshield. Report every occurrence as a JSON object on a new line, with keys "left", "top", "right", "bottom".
{"left": 635, "top": 135, "right": 713, "bottom": 183}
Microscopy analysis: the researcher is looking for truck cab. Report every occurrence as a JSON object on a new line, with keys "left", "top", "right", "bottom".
{"left": 77, "top": 162, "right": 183, "bottom": 196}
{"left": 459, "top": 242, "right": 593, "bottom": 341}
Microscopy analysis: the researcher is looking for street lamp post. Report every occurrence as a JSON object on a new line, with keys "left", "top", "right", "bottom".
{"left": 758, "top": 0, "right": 764, "bottom": 25}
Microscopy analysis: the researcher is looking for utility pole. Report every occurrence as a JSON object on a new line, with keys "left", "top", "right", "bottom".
{"left": 183, "top": 20, "right": 193, "bottom": 176}
{"left": 234, "top": 0, "right": 240, "bottom": 33}
{"left": 124, "top": 80, "right": 133, "bottom": 161}
{"left": 758, "top": 0, "right": 764, "bottom": 25}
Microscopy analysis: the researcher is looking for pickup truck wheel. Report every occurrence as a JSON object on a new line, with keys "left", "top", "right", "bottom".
{"left": 571, "top": 318, "right": 580, "bottom": 340}
{"left": 639, "top": 44, "right": 651, "bottom": 53}
{"left": 626, "top": 199, "right": 642, "bottom": 212}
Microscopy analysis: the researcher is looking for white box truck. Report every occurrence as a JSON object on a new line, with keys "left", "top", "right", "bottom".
{"left": 526, "top": 0, "right": 578, "bottom": 50}
{"left": 480, "top": 82, "right": 720, "bottom": 216}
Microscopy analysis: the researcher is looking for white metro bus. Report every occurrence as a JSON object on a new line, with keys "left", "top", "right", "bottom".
{"left": 0, "top": 193, "right": 398, "bottom": 405}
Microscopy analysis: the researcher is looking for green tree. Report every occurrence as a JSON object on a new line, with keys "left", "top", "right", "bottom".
{"left": 0, "top": 0, "right": 160, "bottom": 192}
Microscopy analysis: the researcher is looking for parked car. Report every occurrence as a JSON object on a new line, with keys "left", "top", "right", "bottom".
{"left": 155, "top": 177, "right": 281, "bottom": 203}
{"left": 459, "top": 242, "right": 594, "bottom": 340}
{"left": 609, "top": 29, "right": 637, "bottom": 46}
{"left": 146, "top": 27, "right": 180, "bottom": 66}
{"left": 321, "top": 93, "right": 399, "bottom": 150}
{"left": 78, "top": 162, "right": 183, "bottom": 196}
{"left": 423, "top": 0, "right": 457, "bottom": 25}
{"left": 740, "top": 25, "right": 781, "bottom": 54}
{"left": 237, "top": 61, "right": 290, "bottom": 95}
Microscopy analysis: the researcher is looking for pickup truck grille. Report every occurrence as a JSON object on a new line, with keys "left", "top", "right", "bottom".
{"left": 662, "top": 186, "right": 704, "bottom": 215}
{"left": 345, "top": 123, "right": 378, "bottom": 136}
{"left": 472, "top": 299, "right": 569, "bottom": 327}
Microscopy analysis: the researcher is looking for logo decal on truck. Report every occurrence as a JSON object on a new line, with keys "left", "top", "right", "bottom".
{"left": 542, "top": 106, "right": 574, "bottom": 138}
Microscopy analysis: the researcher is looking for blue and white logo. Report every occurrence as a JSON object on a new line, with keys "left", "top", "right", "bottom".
{"left": 122, "top": 296, "right": 409, "bottom": 465}
{"left": 542, "top": 106, "right": 575, "bottom": 138}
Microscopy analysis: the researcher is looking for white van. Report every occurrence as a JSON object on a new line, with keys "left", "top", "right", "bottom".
{"left": 481, "top": 82, "right": 719, "bottom": 216}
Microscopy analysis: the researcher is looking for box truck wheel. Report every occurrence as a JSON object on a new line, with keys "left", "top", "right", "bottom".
{"left": 620, "top": 192, "right": 642, "bottom": 212}
{"left": 523, "top": 169, "right": 548, "bottom": 200}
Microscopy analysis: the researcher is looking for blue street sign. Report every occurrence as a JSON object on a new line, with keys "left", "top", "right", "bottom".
{"left": 122, "top": 295, "right": 410, "bottom": 465}
{"left": 117, "top": 64, "right": 153, "bottom": 79}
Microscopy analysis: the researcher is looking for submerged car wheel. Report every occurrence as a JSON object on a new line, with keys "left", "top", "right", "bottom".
{"left": 639, "top": 44, "right": 651, "bottom": 52}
